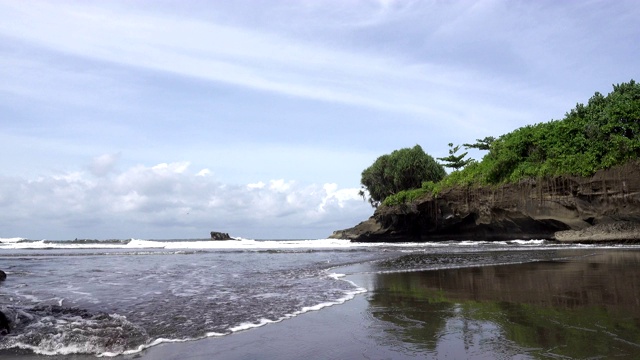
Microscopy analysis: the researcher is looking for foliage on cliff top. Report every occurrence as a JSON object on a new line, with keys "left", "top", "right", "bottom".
{"left": 382, "top": 80, "right": 640, "bottom": 207}
{"left": 470, "top": 79, "right": 639, "bottom": 183}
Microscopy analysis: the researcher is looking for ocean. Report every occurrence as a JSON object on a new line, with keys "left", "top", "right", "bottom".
{"left": 1, "top": 238, "right": 639, "bottom": 358}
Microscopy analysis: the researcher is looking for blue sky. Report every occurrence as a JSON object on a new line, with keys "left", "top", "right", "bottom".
{"left": 1, "top": 0, "right": 638, "bottom": 240}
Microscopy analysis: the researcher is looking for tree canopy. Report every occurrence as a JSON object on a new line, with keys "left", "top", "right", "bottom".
{"left": 477, "top": 79, "right": 640, "bottom": 183}
{"left": 463, "top": 136, "right": 495, "bottom": 151}
{"left": 360, "top": 145, "right": 445, "bottom": 207}
{"left": 437, "top": 143, "right": 472, "bottom": 170}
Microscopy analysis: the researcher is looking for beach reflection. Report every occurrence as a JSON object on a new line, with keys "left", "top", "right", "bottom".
{"left": 368, "top": 250, "right": 640, "bottom": 359}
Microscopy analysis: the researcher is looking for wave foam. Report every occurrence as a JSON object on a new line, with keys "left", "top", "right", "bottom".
{"left": 0, "top": 237, "right": 25, "bottom": 243}
{"left": 0, "top": 237, "right": 585, "bottom": 252}
{"left": 0, "top": 306, "right": 149, "bottom": 357}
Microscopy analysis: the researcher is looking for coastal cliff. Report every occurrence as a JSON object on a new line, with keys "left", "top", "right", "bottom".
{"left": 331, "top": 161, "right": 640, "bottom": 242}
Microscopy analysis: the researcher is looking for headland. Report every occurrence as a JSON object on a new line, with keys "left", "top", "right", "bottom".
{"left": 331, "top": 161, "right": 640, "bottom": 243}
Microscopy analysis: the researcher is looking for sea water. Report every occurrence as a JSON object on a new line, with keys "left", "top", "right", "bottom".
{"left": 0, "top": 237, "right": 635, "bottom": 357}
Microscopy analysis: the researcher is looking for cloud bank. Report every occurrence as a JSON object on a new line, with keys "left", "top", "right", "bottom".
{"left": 0, "top": 158, "right": 372, "bottom": 240}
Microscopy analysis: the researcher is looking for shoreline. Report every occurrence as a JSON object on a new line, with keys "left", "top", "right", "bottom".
{"left": 129, "top": 248, "right": 640, "bottom": 359}
{"left": 4, "top": 248, "right": 640, "bottom": 359}
{"left": 0, "top": 272, "right": 377, "bottom": 360}
{"left": 121, "top": 270, "right": 381, "bottom": 360}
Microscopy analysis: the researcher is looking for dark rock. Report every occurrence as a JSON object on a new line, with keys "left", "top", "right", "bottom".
{"left": 210, "top": 231, "right": 233, "bottom": 240}
{"left": 0, "top": 310, "right": 10, "bottom": 335}
{"left": 331, "top": 161, "right": 640, "bottom": 243}
{"left": 0, "top": 270, "right": 5, "bottom": 281}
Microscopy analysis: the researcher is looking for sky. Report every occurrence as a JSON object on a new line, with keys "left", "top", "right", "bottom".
{"left": 0, "top": 0, "right": 638, "bottom": 240}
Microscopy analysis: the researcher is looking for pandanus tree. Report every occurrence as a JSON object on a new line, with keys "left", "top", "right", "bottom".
{"left": 359, "top": 145, "right": 445, "bottom": 207}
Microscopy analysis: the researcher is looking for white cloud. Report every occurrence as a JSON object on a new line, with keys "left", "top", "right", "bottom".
{"left": 88, "top": 153, "right": 121, "bottom": 177}
{"left": 151, "top": 162, "right": 190, "bottom": 174}
{"left": 268, "top": 179, "right": 292, "bottom": 192}
{"left": 196, "top": 169, "right": 211, "bottom": 177}
{"left": 0, "top": 162, "right": 372, "bottom": 240}
{"left": 319, "top": 183, "right": 363, "bottom": 213}
{"left": 247, "top": 181, "right": 265, "bottom": 190}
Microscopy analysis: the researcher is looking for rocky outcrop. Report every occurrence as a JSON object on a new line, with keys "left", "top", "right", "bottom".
{"left": 0, "top": 270, "right": 10, "bottom": 335}
{"left": 555, "top": 222, "right": 640, "bottom": 243}
{"left": 0, "top": 310, "right": 9, "bottom": 335}
{"left": 210, "top": 231, "right": 233, "bottom": 240}
{"left": 331, "top": 161, "right": 640, "bottom": 242}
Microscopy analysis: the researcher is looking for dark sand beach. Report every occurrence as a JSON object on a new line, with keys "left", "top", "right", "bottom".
{"left": 3, "top": 248, "right": 640, "bottom": 359}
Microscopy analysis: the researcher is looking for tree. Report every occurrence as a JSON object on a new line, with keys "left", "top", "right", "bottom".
{"left": 360, "top": 145, "right": 445, "bottom": 207}
{"left": 463, "top": 136, "right": 496, "bottom": 151}
{"left": 437, "top": 143, "right": 472, "bottom": 170}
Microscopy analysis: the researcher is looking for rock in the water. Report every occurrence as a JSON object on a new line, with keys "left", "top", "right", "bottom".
{"left": 210, "top": 231, "right": 233, "bottom": 240}
{"left": 0, "top": 310, "right": 10, "bottom": 335}
{"left": 0, "top": 270, "right": 6, "bottom": 281}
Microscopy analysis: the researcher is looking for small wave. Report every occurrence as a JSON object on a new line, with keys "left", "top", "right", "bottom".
{"left": 0, "top": 305, "right": 149, "bottom": 357}
{"left": 227, "top": 286, "right": 366, "bottom": 334}
{"left": 230, "top": 318, "right": 277, "bottom": 332}
{"left": 42, "top": 239, "right": 131, "bottom": 245}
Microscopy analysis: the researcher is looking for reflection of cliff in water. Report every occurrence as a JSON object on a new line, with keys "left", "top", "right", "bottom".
{"left": 369, "top": 250, "right": 640, "bottom": 359}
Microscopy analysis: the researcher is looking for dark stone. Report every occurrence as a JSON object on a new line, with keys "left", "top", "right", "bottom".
{"left": 210, "top": 231, "right": 233, "bottom": 240}
{"left": 0, "top": 310, "right": 10, "bottom": 335}
{"left": 331, "top": 161, "right": 640, "bottom": 243}
{"left": 0, "top": 270, "right": 5, "bottom": 281}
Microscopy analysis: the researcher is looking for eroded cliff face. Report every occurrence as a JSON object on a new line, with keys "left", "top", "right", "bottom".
{"left": 331, "top": 161, "right": 640, "bottom": 242}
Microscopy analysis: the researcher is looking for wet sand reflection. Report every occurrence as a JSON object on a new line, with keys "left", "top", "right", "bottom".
{"left": 369, "top": 250, "right": 640, "bottom": 359}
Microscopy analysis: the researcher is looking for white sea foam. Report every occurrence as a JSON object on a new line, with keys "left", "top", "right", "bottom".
{"left": 328, "top": 273, "right": 345, "bottom": 280}
{"left": 204, "top": 331, "right": 226, "bottom": 337}
{"left": 4, "top": 311, "right": 148, "bottom": 357}
{"left": 228, "top": 287, "right": 367, "bottom": 334}
{"left": 230, "top": 318, "right": 277, "bottom": 332}
{"left": 102, "top": 337, "right": 192, "bottom": 358}
{"left": 0, "top": 237, "right": 25, "bottom": 243}
{"left": 0, "top": 238, "right": 360, "bottom": 250}
{"left": 509, "top": 239, "right": 546, "bottom": 245}
{"left": 127, "top": 239, "right": 166, "bottom": 249}
{"left": 0, "top": 237, "right": 568, "bottom": 251}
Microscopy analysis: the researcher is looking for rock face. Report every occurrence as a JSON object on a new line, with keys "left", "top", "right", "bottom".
{"left": 210, "top": 231, "right": 233, "bottom": 240}
{"left": 331, "top": 161, "right": 640, "bottom": 242}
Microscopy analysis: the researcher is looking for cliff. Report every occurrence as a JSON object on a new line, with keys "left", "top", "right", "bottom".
{"left": 331, "top": 161, "right": 640, "bottom": 242}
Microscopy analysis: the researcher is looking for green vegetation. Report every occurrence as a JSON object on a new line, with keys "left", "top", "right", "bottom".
{"left": 359, "top": 145, "right": 445, "bottom": 207}
{"left": 374, "top": 80, "right": 640, "bottom": 206}
{"left": 463, "top": 136, "right": 495, "bottom": 151}
{"left": 436, "top": 143, "right": 472, "bottom": 170}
